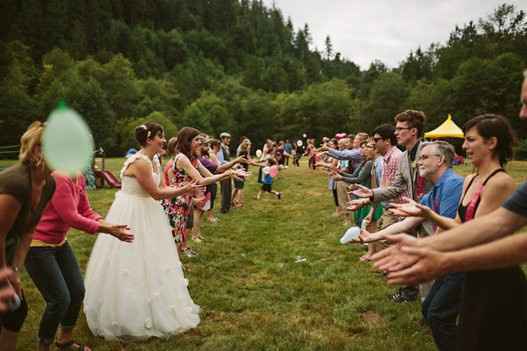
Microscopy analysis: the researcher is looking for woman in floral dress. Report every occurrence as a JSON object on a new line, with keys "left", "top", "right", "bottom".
{"left": 162, "top": 128, "right": 243, "bottom": 257}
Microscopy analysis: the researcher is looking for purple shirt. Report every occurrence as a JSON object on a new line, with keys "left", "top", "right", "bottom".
{"left": 200, "top": 157, "right": 218, "bottom": 174}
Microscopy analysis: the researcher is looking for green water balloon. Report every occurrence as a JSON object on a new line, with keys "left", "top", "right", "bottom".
{"left": 42, "top": 102, "right": 94, "bottom": 175}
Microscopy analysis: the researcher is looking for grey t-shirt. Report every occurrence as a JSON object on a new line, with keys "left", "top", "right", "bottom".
{"left": 502, "top": 181, "right": 527, "bottom": 217}
{"left": 0, "top": 162, "right": 55, "bottom": 264}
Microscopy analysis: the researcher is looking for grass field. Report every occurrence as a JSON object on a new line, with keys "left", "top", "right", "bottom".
{"left": 4, "top": 158, "right": 526, "bottom": 350}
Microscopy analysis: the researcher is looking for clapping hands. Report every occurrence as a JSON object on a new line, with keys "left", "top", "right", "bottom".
{"left": 366, "top": 233, "right": 451, "bottom": 285}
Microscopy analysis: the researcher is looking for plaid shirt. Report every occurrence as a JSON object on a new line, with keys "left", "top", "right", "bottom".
{"left": 381, "top": 146, "right": 403, "bottom": 187}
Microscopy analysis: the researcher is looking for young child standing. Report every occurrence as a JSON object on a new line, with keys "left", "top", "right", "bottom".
{"left": 256, "top": 158, "right": 282, "bottom": 200}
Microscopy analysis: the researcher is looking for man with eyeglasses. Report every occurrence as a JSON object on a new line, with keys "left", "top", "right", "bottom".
{"left": 361, "top": 141, "right": 464, "bottom": 351}
{"left": 349, "top": 110, "right": 431, "bottom": 303}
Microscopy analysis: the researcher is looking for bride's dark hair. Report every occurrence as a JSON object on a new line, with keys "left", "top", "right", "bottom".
{"left": 135, "top": 122, "right": 164, "bottom": 147}
{"left": 175, "top": 127, "right": 200, "bottom": 159}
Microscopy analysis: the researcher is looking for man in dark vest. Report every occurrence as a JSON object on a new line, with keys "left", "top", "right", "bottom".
{"left": 218, "top": 132, "right": 232, "bottom": 213}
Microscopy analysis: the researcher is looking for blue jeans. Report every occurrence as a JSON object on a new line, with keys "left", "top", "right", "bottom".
{"left": 422, "top": 272, "right": 464, "bottom": 351}
{"left": 25, "top": 242, "right": 85, "bottom": 344}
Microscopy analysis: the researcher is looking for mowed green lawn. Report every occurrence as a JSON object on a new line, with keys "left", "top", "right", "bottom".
{"left": 2, "top": 158, "right": 526, "bottom": 350}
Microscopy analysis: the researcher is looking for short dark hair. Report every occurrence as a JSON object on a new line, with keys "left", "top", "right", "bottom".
{"left": 373, "top": 124, "right": 397, "bottom": 145}
{"left": 175, "top": 127, "right": 200, "bottom": 159}
{"left": 394, "top": 110, "right": 426, "bottom": 137}
{"left": 135, "top": 122, "right": 164, "bottom": 147}
{"left": 464, "top": 114, "right": 516, "bottom": 166}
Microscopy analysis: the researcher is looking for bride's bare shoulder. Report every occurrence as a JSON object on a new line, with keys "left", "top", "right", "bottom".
{"left": 123, "top": 155, "right": 152, "bottom": 177}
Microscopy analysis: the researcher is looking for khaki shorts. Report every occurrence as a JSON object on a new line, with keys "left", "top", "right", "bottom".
{"left": 377, "top": 211, "right": 401, "bottom": 230}
{"left": 336, "top": 181, "right": 350, "bottom": 212}
{"left": 371, "top": 211, "right": 402, "bottom": 252}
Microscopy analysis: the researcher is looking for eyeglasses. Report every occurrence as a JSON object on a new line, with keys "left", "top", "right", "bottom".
{"left": 373, "top": 137, "right": 384, "bottom": 142}
{"left": 418, "top": 154, "right": 441, "bottom": 161}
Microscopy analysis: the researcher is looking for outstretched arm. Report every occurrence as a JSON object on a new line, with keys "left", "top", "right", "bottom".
{"left": 217, "top": 156, "right": 246, "bottom": 173}
{"left": 133, "top": 158, "right": 202, "bottom": 200}
{"left": 362, "top": 217, "right": 424, "bottom": 242}
{"left": 376, "top": 210, "right": 527, "bottom": 286}
{"left": 177, "top": 156, "right": 230, "bottom": 186}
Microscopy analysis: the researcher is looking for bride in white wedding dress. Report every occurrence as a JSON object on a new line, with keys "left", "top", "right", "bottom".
{"left": 84, "top": 122, "right": 201, "bottom": 340}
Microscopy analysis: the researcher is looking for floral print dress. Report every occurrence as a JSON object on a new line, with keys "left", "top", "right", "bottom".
{"left": 162, "top": 154, "right": 209, "bottom": 246}
{"left": 162, "top": 154, "right": 195, "bottom": 246}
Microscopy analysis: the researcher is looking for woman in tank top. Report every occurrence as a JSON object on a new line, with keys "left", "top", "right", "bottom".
{"left": 389, "top": 114, "right": 526, "bottom": 351}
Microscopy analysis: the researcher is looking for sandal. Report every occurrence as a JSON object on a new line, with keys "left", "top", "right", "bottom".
{"left": 56, "top": 340, "right": 91, "bottom": 351}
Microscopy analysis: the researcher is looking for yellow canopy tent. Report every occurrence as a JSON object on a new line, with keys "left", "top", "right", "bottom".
{"left": 424, "top": 114, "right": 464, "bottom": 139}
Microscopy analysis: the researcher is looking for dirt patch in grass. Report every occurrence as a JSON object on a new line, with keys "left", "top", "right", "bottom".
{"left": 361, "top": 311, "right": 385, "bottom": 327}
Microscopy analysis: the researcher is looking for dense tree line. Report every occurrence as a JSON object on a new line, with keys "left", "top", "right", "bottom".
{"left": 0, "top": 1, "right": 525, "bottom": 155}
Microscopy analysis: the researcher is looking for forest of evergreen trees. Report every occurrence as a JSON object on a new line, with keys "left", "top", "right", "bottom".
{"left": 0, "top": 1, "right": 526, "bottom": 155}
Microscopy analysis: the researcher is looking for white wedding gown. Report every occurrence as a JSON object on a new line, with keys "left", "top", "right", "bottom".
{"left": 84, "top": 153, "right": 200, "bottom": 340}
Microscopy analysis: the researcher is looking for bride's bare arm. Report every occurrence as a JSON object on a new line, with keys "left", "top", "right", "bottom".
{"left": 132, "top": 159, "right": 198, "bottom": 200}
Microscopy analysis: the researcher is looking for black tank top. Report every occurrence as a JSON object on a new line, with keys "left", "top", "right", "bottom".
{"left": 457, "top": 168, "right": 504, "bottom": 222}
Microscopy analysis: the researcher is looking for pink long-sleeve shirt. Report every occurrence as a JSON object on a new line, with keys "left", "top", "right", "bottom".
{"left": 33, "top": 173, "right": 102, "bottom": 245}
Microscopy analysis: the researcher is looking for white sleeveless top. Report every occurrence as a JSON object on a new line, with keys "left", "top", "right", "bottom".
{"left": 119, "top": 153, "right": 161, "bottom": 198}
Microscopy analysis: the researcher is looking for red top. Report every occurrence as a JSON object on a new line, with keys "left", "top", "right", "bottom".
{"left": 33, "top": 172, "right": 102, "bottom": 244}
{"left": 163, "top": 159, "right": 173, "bottom": 186}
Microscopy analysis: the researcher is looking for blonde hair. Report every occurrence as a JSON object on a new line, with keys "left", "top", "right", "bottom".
{"left": 19, "top": 121, "right": 44, "bottom": 164}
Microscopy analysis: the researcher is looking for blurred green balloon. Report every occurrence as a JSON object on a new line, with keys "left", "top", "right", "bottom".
{"left": 42, "top": 101, "right": 94, "bottom": 175}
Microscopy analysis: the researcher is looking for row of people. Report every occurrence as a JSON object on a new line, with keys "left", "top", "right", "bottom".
{"left": 315, "top": 102, "right": 526, "bottom": 350}
{"left": 361, "top": 69, "right": 527, "bottom": 351}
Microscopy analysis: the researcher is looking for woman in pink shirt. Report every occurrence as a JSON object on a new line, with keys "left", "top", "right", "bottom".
{"left": 25, "top": 171, "right": 133, "bottom": 351}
